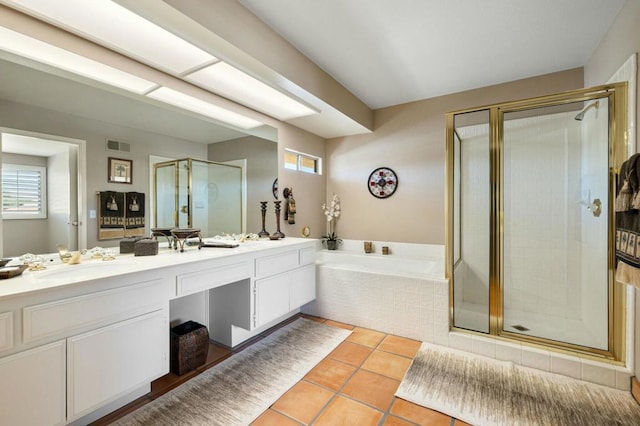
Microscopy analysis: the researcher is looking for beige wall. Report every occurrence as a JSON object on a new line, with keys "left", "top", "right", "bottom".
{"left": 584, "top": 0, "right": 639, "bottom": 134}
{"left": 326, "top": 68, "right": 584, "bottom": 244}
{"left": 583, "top": 0, "right": 640, "bottom": 378}
{"left": 277, "top": 124, "right": 326, "bottom": 239}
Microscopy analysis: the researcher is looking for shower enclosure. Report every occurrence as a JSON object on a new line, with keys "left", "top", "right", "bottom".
{"left": 154, "top": 158, "right": 243, "bottom": 236}
{"left": 446, "top": 83, "right": 627, "bottom": 360}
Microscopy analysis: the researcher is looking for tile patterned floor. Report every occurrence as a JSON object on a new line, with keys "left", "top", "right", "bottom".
{"left": 252, "top": 315, "right": 470, "bottom": 426}
{"left": 94, "top": 314, "right": 471, "bottom": 425}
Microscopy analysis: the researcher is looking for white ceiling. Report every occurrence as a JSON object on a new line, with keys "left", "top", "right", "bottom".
{"left": 240, "top": 0, "right": 627, "bottom": 109}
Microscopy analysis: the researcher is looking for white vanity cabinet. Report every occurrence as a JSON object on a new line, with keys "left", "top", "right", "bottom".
{"left": 254, "top": 271, "right": 293, "bottom": 327}
{"left": 67, "top": 309, "right": 167, "bottom": 421}
{"left": 253, "top": 246, "right": 316, "bottom": 328}
{"left": 0, "top": 341, "right": 66, "bottom": 426}
{"left": 0, "top": 238, "right": 316, "bottom": 423}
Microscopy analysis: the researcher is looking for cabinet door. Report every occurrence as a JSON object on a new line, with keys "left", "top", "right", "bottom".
{"left": 0, "top": 341, "right": 66, "bottom": 426}
{"left": 290, "top": 264, "right": 316, "bottom": 308}
{"left": 255, "top": 273, "right": 291, "bottom": 328}
{"left": 67, "top": 309, "right": 168, "bottom": 421}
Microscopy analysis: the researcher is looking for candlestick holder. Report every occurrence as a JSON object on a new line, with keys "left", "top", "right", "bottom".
{"left": 258, "top": 201, "right": 269, "bottom": 237}
{"left": 272, "top": 200, "right": 285, "bottom": 239}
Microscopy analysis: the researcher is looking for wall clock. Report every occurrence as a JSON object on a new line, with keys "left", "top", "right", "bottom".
{"left": 368, "top": 167, "right": 398, "bottom": 199}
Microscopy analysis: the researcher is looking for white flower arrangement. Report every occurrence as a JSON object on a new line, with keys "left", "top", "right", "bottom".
{"left": 321, "top": 193, "right": 341, "bottom": 222}
{"left": 321, "top": 194, "right": 341, "bottom": 246}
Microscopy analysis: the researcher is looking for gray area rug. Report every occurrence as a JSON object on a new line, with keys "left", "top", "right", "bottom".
{"left": 396, "top": 342, "right": 640, "bottom": 426}
{"left": 115, "top": 318, "right": 350, "bottom": 426}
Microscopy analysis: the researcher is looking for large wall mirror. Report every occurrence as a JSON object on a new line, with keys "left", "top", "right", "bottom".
{"left": 0, "top": 55, "right": 277, "bottom": 257}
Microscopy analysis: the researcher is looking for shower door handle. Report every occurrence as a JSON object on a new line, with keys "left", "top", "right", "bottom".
{"left": 589, "top": 199, "right": 602, "bottom": 217}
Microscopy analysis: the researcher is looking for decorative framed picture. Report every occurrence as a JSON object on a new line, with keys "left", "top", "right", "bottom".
{"left": 108, "top": 157, "right": 132, "bottom": 184}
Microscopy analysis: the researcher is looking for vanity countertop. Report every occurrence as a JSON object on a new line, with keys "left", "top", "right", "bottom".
{"left": 0, "top": 237, "right": 316, "bottom": 299}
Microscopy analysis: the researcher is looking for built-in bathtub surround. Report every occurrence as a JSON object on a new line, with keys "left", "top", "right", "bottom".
{"left": 302, "top": 240, "right": 633, "bottom": 390}
{"left": 303, "top": 240, "right": 449, "bottom": 346}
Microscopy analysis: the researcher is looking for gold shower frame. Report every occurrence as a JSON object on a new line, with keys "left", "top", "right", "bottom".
{"left": 445, "top": 83, "right": 628, "bottom": 362}
{"left": 153, "top": 158, "right": 244, "bottom": 230}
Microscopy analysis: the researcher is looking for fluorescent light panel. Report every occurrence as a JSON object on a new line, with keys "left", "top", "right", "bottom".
{"left": 0, "top": 26, "right": 157, "bottom": 94}
{"left": 4, "top": 0, "right": 216, "bottom": 74}
{"left": 186, "top": 62, "right": 317, "bottom": 120}
{"left": 147, "top": 87, "right": 263, "bottom": 129}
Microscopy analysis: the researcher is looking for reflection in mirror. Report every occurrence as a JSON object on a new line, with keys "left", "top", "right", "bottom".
{"left": 0, "top": 56, "right": 277, "bottom": 256}
{"left": 1, "top": 131, "right": 81, "bottom": 257}
{"left": 154, "top": 158, "right": 243, "bottom": 236}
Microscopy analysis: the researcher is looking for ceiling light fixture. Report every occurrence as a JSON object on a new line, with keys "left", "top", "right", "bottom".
{"left": 186, "top": 62, "right": 317, "bottom": 120}
{"left": 146, "top": 87, "right": 263, "bottom": 130}
{"left": 2, "top": 0, "right": 217, "bottom": 74}
{"left": 0, "top": 26, "right": 157, "bottom": 94}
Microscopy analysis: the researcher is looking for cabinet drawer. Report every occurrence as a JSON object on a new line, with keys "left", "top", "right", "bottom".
{"left": 0, "top": 311, "right": 13, "bottom": 352}
{"left": 23, "top": 279, "right": 165, "bottom": 344}
{"left": 176, "top": 260, "right": 250, "bottom": 297}
{"left": 299, "top": 246, "right": 316, "bottom": 266}
{"left": 255, "top": 250, "right": 299, "bottom": 279}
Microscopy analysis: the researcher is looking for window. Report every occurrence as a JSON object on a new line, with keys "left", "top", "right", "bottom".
{"left": 284, "top": 149, "right": 321, "bottom": 174}
{"left": 2, "top": 164, "right": 47, "bottom": 219}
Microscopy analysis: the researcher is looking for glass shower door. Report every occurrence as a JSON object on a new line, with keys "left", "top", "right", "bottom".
{"left": 501, "top": 99, "right": 610, "bottom": 350}
{"left": 452, "top": 109, "right": 491, "bottom": 333}
{"left": 154, "top": 162, "right": 176, "bottom": 229}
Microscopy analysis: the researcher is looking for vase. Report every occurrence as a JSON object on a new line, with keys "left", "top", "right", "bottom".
{"left": 326, "top": 240, "right": 338, "bottom": 250}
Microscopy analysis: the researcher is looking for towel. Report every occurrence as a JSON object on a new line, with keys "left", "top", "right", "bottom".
{"left": 99, "top": 191, "right": 125, "bottom": 228}
{"left": 616, "top": 153, "right": 640, "bottom": 211}
{"left": 125, "top": 192, "right": 145, "bottom": 229}
{"left": 615, "top": 155, "right": 640, "bottom": 288}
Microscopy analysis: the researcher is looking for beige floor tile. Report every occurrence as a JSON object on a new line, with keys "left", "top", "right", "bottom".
{"left": 378, "top": 335, "right": 422, "bottom": 358}
{"left": 305, "top": 357, "right": 357, "bottom": 391}
{"left": 328, "top": 341, "right": 373, "bottom": 367}
{"left": 341, "top": 369, "right": 400, "bottom": 411}
{"left": 383, "top": 414, "right": 418, "bottom": 425}
{"left": 390, "top": 398, "right": 452, "bottom": 426}
{"left": 361, "top": 350, "right": 413, "bottom": 381}
{"left": 251, "top": 409, "right": 301, "bottom": 426}
{"left": 346, "top": 327, "right": 386, "bottom": 348}
{"left": 272, "top": 381, "right": 334, "bottom": 424}
{"left": 314, "top": 395, "right": 383, "bottom": 426}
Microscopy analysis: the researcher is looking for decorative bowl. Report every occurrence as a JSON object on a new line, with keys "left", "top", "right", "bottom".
{"left": 0, "top": 264, "right": 28, "bottom": 279}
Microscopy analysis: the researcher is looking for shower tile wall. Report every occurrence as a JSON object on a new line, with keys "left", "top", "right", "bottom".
{"left": 503, "top": 113, "right": 582, "bottom": 322}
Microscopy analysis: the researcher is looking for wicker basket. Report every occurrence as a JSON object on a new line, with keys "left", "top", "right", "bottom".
{"left": 170, "top": 321, "right": 209, "bottom": 375}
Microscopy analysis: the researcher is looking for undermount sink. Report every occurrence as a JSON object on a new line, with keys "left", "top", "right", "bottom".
{"left": 34, "top": 260, "right": 136, "bottom": 282}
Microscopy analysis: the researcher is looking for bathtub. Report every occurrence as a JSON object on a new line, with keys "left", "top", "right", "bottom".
{"left": 302, "top": 241, "right": 450, "bottom": 343}
{"left": 316, "top": 250, "right": 444, "bottom": 279}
